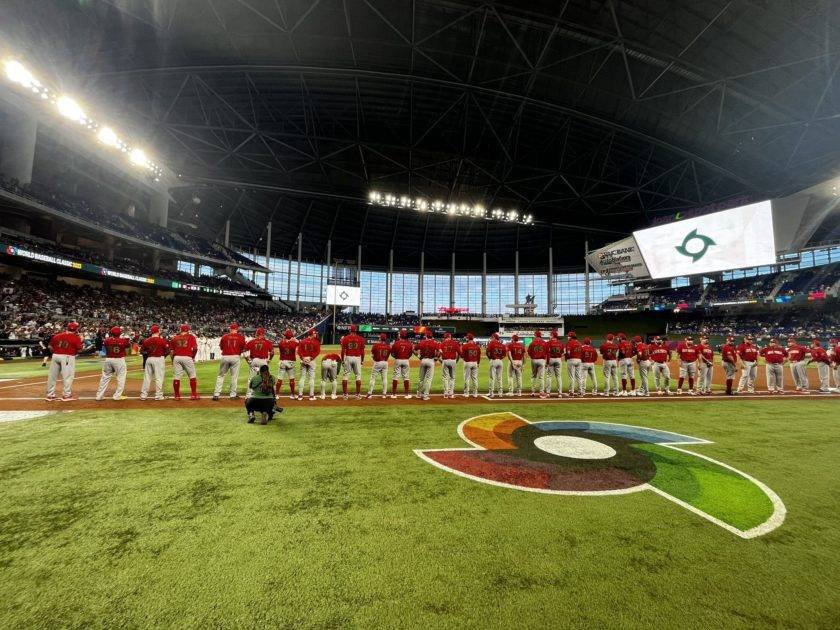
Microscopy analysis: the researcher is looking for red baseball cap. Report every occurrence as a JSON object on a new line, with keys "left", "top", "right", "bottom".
{"left": 255, "top": 327, "right": 265, "bottom": 336}
{"left": 379, "top": 332, "right": 388, "bottom": 341}
{"left": 350, "top": 324, "right": 358, "bottom": 332}
{"left": 399, "top": 329, "right": 408, "bottom": 338}
{"left": 633, "top": 335, "right": 642, "bottom": 342}
{"left": 425, "top": 329, "right": 433, "bottom": 338}
{"left": 229, "top": 322, "right": 239, "bottom": 330}
{"left": 511, "top": 334, "right": 519, "bottom": 342}
{"left": 308, "top": 328, "right": 316, "bottom": 336}
{"left": 492, "top": 332, "right": 500, "bottom": 340}
{"left": 110, "top": 326, "right": 121, "bottom": 336}
{"left": 618, "top": 332, "right": 626, "bottom": 339}
{"left": 180, "top": 324, "right": 190, "bottom": 332}
{"left": 150, "top": 324, "right": 160, "bottom": 334}
{"left": 67, "top": 322, "right": 79, "bottom": 331}
{"left": 466, "top": 332, "right": 474, "bottom": 340}
{"left": 550, "top": 329, "right": 559, "bottom": 338}
{"left": 584, "top": 337, "right": 592, "bottom": 344}
{"left": 606, "top": 333, "right": 614, "bottom": 340}
{"left": 443, "top": 332, "right": 452, "bottom": 339}
{"left": 284, "top": 329, "right": 293, "bottom": 339}
{"left": 568, "top": 331, "right": 577, "bottom": 339}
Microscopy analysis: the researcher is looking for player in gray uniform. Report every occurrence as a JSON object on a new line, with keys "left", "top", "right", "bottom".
{"left": 697, "top": 336, "right": 714, "bottom": 395}
{"left": 761, "top": 338, "right": 786, "bottom": 394}
{"left": 736, "top": 335, "right": 759, "bottom": 393}
{"left": 367, "top": 333, "right": 391, "bottom": 399}
{"left": 486, "top": 332, "right": 506, "bottom": 397}
{"left": 96, "top": 326, "right": 130, "bottom": 401}
{"left": 45, "top": 321, "right": 84, "bottom": 401}
{"left": 214, "top": 323, "right": 245, "bottom": 400}
{"left": 390, "top": 329, "right": 414, "bottom": 399}
{"left": 461, "top": 333, "right": 481, "bottom": 398}
{"left": 787, "top": 338, "right": 809, "bottom": 392}
{"left": 600, "top": 334, "right": 619, "bottom": 396}
{"left": 416, "top": 330, "right": 438, "bottom": 401}
{"left": 320, "top": 353, "right": 339, "bottom": 399}
{"left": 140, "top": 325, "right": 168, "bottom": 401}
{"left": 439, "top": 332, "right": 460, "bottom": 399}
{"left": 633, "top": 336, "right": 651, "bottom": 397}
{"left": 807, "top": 339, "right": 831, "bottom": 393}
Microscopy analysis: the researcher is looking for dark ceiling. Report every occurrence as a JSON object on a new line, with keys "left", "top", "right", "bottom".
{"left": 2, "top": 0, "right": 839, "bottom": 270}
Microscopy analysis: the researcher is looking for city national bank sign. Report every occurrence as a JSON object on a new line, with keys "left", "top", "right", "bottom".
{"left": 587, "top": 236, "right": 650, "bottom": 280}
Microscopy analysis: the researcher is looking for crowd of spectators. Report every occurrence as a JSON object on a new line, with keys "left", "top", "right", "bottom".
{"left": 334, "top": 312, "right": 419, "bottom": 326}
{"left": 670, "top": 309, "right": 840, "bottom": 340}
{"left": 704, "top": 272, "right": 780, "bottom": 303}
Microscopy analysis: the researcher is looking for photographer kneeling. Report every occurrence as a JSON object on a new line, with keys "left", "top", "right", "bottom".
{"left": 246, "top": 365, "right": 283, "bottom": 425}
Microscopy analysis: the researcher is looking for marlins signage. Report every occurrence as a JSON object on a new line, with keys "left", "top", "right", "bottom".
{"left": 587, "top": 236, "right": 650, "bottom": 280}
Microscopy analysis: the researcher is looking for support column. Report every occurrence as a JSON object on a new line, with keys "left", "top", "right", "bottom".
{"left": 224, "top": 220, "right": 230, "bottom": 248}
{"left": 450, "top": 252, "right": 456, "bottom": 309}
{"left": 356, "top": 244, "right": 362, "bottom": 314}
{"left": 149, "top": 191, "right": 169, "bottom": 227}
{"left": 514, "top": 250, "right": 520, "bottom": 313}
{"left": 264, "top": 222, "right": 272, "bottom": 291}
{"left": 387, "top": 249, "right": 394, "bottom": 317}
{"left": 0, "top": 109, "right": 37, "bottom": 185}
{"left": 547, "top": 246, "right": 554, "bottom": 315}
{"left": 419, "top": 252, "right": 425, "bottom": 319}
{"left": 482, "top": 251, "right": 487, "bottom": 317}
{"left": 295, "top": 233, "right": 302, "bottom": 311}
{"left": 286, "top": 253, "right": 292, "bottom": 301}
{"left": 325, "top": 239, "right": 332, "bottom": 307}
{"left": 584, "top": 240, "right": 591, "bottom": 315}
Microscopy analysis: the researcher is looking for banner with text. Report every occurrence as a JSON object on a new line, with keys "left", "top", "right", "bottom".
{"left": 586, "top": 236, "right": 650, "bottom": 280}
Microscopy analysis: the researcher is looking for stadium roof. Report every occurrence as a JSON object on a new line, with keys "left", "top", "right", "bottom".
{"left": 3, "top": 0, "right": 839, "bottom": 271}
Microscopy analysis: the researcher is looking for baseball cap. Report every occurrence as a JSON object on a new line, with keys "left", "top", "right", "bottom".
{"left": 633, "top": 335, "right": 641, "bottom": 342}
{"left": 255, "top": 327, "right": 265, "bottom": 336}
{"left": 180, "top": 324, "right": 190, "bottom": 332}
{"left": 550, "top": 329, "right": 559, "bottom": 338}
{"left": 492, "top": 332, "right": 500, "bottom": 340}
{"left": 308, "top": 328, "right": 316, "bottom": 336}
{"left": 399, "top": 329, "right": 408, "bottom": 338}
{"left": 229, "top": 322, "right": 239, "bottom": 330}
{"left": 511, "top": 334, "right": 519, "bottom": 342}
{"left": 150, "top": 324, "right": 160, "bottom": 334}
{"left": 443, "top": 332, "right": 452, "bottom": 339}
{"left": 830, "top": 338, "right": 838, "bottom": 344}
{"left": 568, "top": 331, "right": 577, "bottom": 339}
{"left": 466, "top": 332, "right": 474, "bottom": 340}
{"left": 653, "top": 336, "right": 661, "bottom": 342}
{"left": 534, "top": 329, "right": 542, "bottom": 337}
{"left": 110, "top": 326, "right": 121, "bottom": 336}
{"left": 67, "top": 322, "right": 79, "bottom": 331}
{"left": 812, "top": 338, "right": 821, "bottom": 344}
{"left": 350, "top": 324, "right": 358, "bottom": 332}
{"left": 425, "top": 329, "right": 433, "bottom": 338}
{"left": 606, "top": 333, "right": 614, "bottom": 340}
{"left": 284, "top": 329, "right": 293, "bottom": 339}
{"left": 584, "top": 337, "right": 592, "bottom": 344}
{"left": 379, "top": 332, "right": 388, "bottom": 341}
{"left": 618, "top": 332, "right": 626, "bottom": 339}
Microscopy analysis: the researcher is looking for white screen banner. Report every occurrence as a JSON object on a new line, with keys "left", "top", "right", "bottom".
{"left": 586, "top": 235, "right": 650, "bottom": 280}
{"left": 326, "top": 284, "right": 361, "bottom": 307}
{"left": 633, "top": 200, "right": 776, "bottom": 279}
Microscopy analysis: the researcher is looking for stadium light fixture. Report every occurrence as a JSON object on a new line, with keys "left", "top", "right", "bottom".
{"left": 368, "top": 190, "right": 534, "bottom": 226}
{"left": 56, "top": 95, "right": 87, "bottom": 124}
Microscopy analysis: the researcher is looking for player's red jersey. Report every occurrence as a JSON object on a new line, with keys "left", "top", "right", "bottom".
{"left": 600, "top": 341, "right": 618, "bottom": 361}
{"left": 245, "top": 337, "right": 273, "bottom": 360}
{"left": 340, "top": 333, "right": 365, "bottom": 358}
{"left": 278, "top": 338, "right": 299, "bottom": 361}
{"left": 170, "top": 333, "right": 197, "bottom": 357}
{"left": 678, "top": 346, "right": 699, "bottom": 362}
{"left": 547, "top": 338, "right": 565, "bottom": 359}
{"left": 370, "top": 342, "right": 391, "bottom": 362}
{"left": 737, "top": 343, "right": 759, "bottom": 362}
{"left": 416, "top": 338, "right": 439, "bottom": 359}
{"left": 635, "top": 342, "right": 650, "bottom": 361}
{"left": 219, "top": 332, "right": 246, "bottom": 356}
{"left": 761, "top": 345, "right": 786, "bottom": 364}
{"left": 298, "top": 337, "right": 321, "bottom": 359}
{"left": 103, "top": 336, "right": 130, "bottom": 359}
{"left": 49, "top": 331, "right": 83, "bottom": 355}
{"left": 507, "top": 342, "right": 526, "bottom": 361}
{"left": 831, "top": 342, "right": 840, "bottom": 364}
{"left": 698, "top": 343, "right": 714, "bottom": 363}
{"left": 527, "top": 337, "right": 548, "bottom": 360}
{"left": 322, "top": 352, "right": 341, "bottom": 362}
{"left": 390, "top": 338, "right": 414, "bottom": 360}
{"left": 786, "top": 344, "right": 807, "bottom": 362}
{"left": 461, "top": 341, "right": 481, "bottom": 363}
{"left": 486, "top": 339, "right": 507, "bottom": 360}
{"left": 721, "top": 343, "right": 738, "bottom": 364}
{"left": 581, "top": 344, "right": 598, "bottom": 363}
{"left": 142, "top": 336, "right": 169, "bottom": 358}
{"left": 565, "top": 338, "right": 583, "bottom": 360}
{"left": 650, "top": 345, "right": 670, "bottom": 363}
{"left": 439, "top": 339, "right": 461, "bottom": 361}
{"left": 810, "top": 346, "right": 830, "bottom": 364}
{"left": 617, "top": 339, "right": 635, "bottom": 359}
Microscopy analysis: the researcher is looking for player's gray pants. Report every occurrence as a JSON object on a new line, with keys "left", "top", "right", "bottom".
{"left": 277, "top": 359, "right": 296, "bottom": 381}
{"left": 47, "top": 354, "right": 76, "bottom": 398}
{"left": 463, "top": 361, "right": 479, "bottom": 396}
{"left": 96, "top": 357, "right": 127, "bottom": 400}
{"left": 508, "top": 360, "right": 523, "bottom": 395}
{"left": 141, "top": 356, "right": 166, "bottom": 400}
{"left": 816, "top": 363, "right": 830, "bottom": 392}
{"left": 737, "top": 360, "right": 757, "bottom": 392}
{"left": 790, "top": 360, "right": 808, "bottom": 390}
{"left": 418, "top": 358, "right": 435, "bottom": 397}
{"left": 173, "top": 356, "right": 197, "bottom": 379}
{"left": 723, "top": 362, "right": 737, "bottom": 380}
{"left": 637, "top": 360, "right": 651, "bottom": 395}
{"left": 602, "top": 360, "right": 619, "bottom": 395}
{"left": 246, "top": 358, "right": 268, "bottom": 398}
{"left": 581, "top": 362, "right": 597, "bottom": 393}
{"left": 343, "top": 356, "right": 362, "bottom": 382}
{"left": 441, "top": 359, "right": 457, "bottom": 396}
{"left": 488, "top": 359, "right": 504, "bottom": 395}
{"left": 546, "top": 358, "right": 562, "bottom": 394}
{"left": 834, "top": 365, "right": 840, "bottom": 389}
{"left": 652, "top": 362, "right": 670, "bottom": 391}
{"left": 766, "top": 363, "right": 784, "bottom": 391}
{"left": 698, "top": 362, "right": 713, "bottom": 393}
{"left": 300, "top": 360, "right": 317, "bottom": 397}
{"left": 619, "top": 357, "right": 634, "bottom": 382}
{"left": 681, "top": 361, "right": 697, "bottom": 382}
{"left": 214, "top": 355, "right": 241, "bottom": 398}
{"left": 392, "top": 358, "right": 410, "bottom": 382}
{"left": 368, "top": 360, "right": 388, "bottom": 395}
{"left": 566, "top": 358, "right": 582, "bottom": 394}
{"left": 321, "top": 360, "right": 338, "bottom": 396}
{"left": 530, "top": 358, "right": 546, "bottom": 394}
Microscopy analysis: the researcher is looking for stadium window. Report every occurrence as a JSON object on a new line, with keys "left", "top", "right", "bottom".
{"left": 177, "top": 260, "right": 195, "bottom": 275}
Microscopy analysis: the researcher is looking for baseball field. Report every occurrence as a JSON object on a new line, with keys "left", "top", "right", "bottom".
{"left": 0, "top": 354, "right": 838, "bottom": 628}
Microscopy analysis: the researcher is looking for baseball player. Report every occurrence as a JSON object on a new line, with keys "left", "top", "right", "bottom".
{"left": 95, "top": 326, "right": 130, "bottom": 401}
{"left": 676, "top": 336, "right": 699, "bottom": 395}
{"left": 140, "top": 325, "right": 169, "bottom": 401}
{"left": 461, "top": 332, "right": 481, "bottom": 398}
{"left": 506, "top": 334, "right": 526, "bottom": 397}
{"left": 415, "top": 330, "right": 439, "bottom": 401}
{"left": 720, "top": 336, "right": 739, "bottom": 396}
{"left": 761, "top": 338, "right": 787, "bottom": 394}
{"left": 438, "top": 332, "right": 461, "bottom": 399}
{"left": 697, "top": 335, "right": 714, "bottom": 395}
{"left": 276, "top": 329, "right": 299, "bottom": 399}
{"left": 527, "top": 330, "right": 548, "bottom": 398}
{"left": 367, "top": 333, "right": 391, "bottom": 399}
{"left": 565, "top": 331, "right": 583, "bottom": 397}
{"left": 649, "top": 337, "right": 671, "bottom": 395}
{"left": 45, "top": 322, "right": 84, "bottom": 401}
{"left": 616, "top": 332, "right": 637, "bottom": 396}
{"left": 580, "top": 337, "right": 598, "bottom": 395}
{"left": 170, "top": 324, "right": 200, "bottom": 400}
{"left": 807, "top": 339, "right": 831, "bottom": 394}
{"left": 599, "top": 333, "right": 619, "bottom": 396}
{"left": 485, "top": 332, "right": 507, "bottom": 397}
{"left": 736, "top": 335, "right": 759, "bottom": 393}
{"left": 390, "top": 329, "right": 414, "bottom": 399}
{"left": 340, "top": 324, "right": 366, "bottom": 399}
{"left": 546, "top": 329, "right": 564, "bottom": 397}
{"left": 320, "top": 351, "right": 341, "bottom": 399}
{"left": 830, "top": 338, "right": 840, "bottom": 391}
{"left": 244, "top": 328, "right": 274, "bottom": 399}
{"left": 213, "top": 323, "right": 246, "bottom": 401}
{"left": 633, "top": 335, "right": 651, "bottom": 397}
{"left": 786, "top": 337, "right": 809, "bottom": 393}
{"left": 298, "top": 329, "right": 322, "bottom": 401}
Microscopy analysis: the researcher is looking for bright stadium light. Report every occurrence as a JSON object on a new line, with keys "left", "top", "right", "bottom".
{"left": 129, "top": 148, "right": 150, "bottom": 168}
{"left": 367, "top": 190, "right": 533, "bottom": 225}
{"left": 56, "top": 95, "right": 87, "bottom": 123}
{"left": 97, "top": 126, "right": 120, "bottom": 148}
{"left": 4, "top": 60, "right": 39, "bottom": 89}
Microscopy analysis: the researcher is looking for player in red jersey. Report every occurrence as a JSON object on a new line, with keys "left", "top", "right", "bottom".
{"left": 45, "top": 321, "right": 84, "bottom": 401}
{"left": 461, "top": 333, "right": 481, "bottom": 398}
{"left": 244, "top": 328, "right": 274, "bottom": 399}
{"left": 298, "top": 329, "right": 321, "bottom": 400}
{"left": 213, "top": 323, "right": 246, "bottom": 401}
{"left": 140, "top": 325, "right": 169, "bottom": 401}
{"left": 830, "top": 338, "right": 840, "bottom": 390}
{"left": 649, "top": 336, "right": 672, "bottom": 395}
{"left": 807, "top": 339, "right": 831, "bottom": 394}
{"left": 506, "top": 334, "right": 526, "bottom": 396}
{"left": 390, "top": 329, "right": 414, "bottom": 399}
{"left": 761, "top": 338, "right": 787, "bottom": 394}
{"left": 486, "top": 332, "right": 507, "bottom": 397}
{"left": 786, "top": 337, "right": 809, "bottom": 393}
{"left": 340, "top": 324, "right": 366, "bottom": 399}
{"left": 95, "top": 326, "right": 131, "bottom": 401}
{"left": 616, "top": 332, "right": 637, "bottom": 396}
{"left": 546, "top": 329, "right": 565, "bottom": 397}
{"left": 697, "top": 335, "right": 714, "bottom": 395}
{"left": 527, "top": 330, "right": 549, "bottom": 398}
{"left": 599, "top": 333, "right": 619, "bottom": 396}
{"left": 736, "top": 335, "right": 759, "bottom": 393}
{"left": 277, "top": 329, "right": 300, "bottom": 398}
{"left": 320, "top": 351, "right": 341, "bottom": 399}
{"left": 580, "top": 337, "right": 599, "bottom": 396}
{"left": 415, "top": 330, "right": 439, "bottom": 401}
{"left": 170, "top": 324, "right": 199, "bottom": 400}
{"left": 438, "top": 333, "right": 461, "bottom": 399}
{"left": 676, "top": 336, "right": 699, "bottom": 394}
{"left": 565, "top": 331, "right": 583, "bottom": 396}
{"left": 367, "top": 333, "right": 391, "bottom": 399}
{"left": 720, "top": 336, "right": 739, "bottom": 396}
{"left": 633, "top": 335, "right": 651, "bottom": 397}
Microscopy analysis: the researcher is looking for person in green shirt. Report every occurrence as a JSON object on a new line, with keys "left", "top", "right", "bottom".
{"left": 246, "top": 365, "right": 283, "bottom": 424}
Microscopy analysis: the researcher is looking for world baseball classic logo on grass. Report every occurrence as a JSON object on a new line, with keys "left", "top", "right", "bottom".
{"left": 415, "top": 413, "right": 785, "bottom": 538}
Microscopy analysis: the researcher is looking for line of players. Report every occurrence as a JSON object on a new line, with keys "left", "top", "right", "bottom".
{"left": 43, "top": 321, "right": 840, "bottom": 401}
